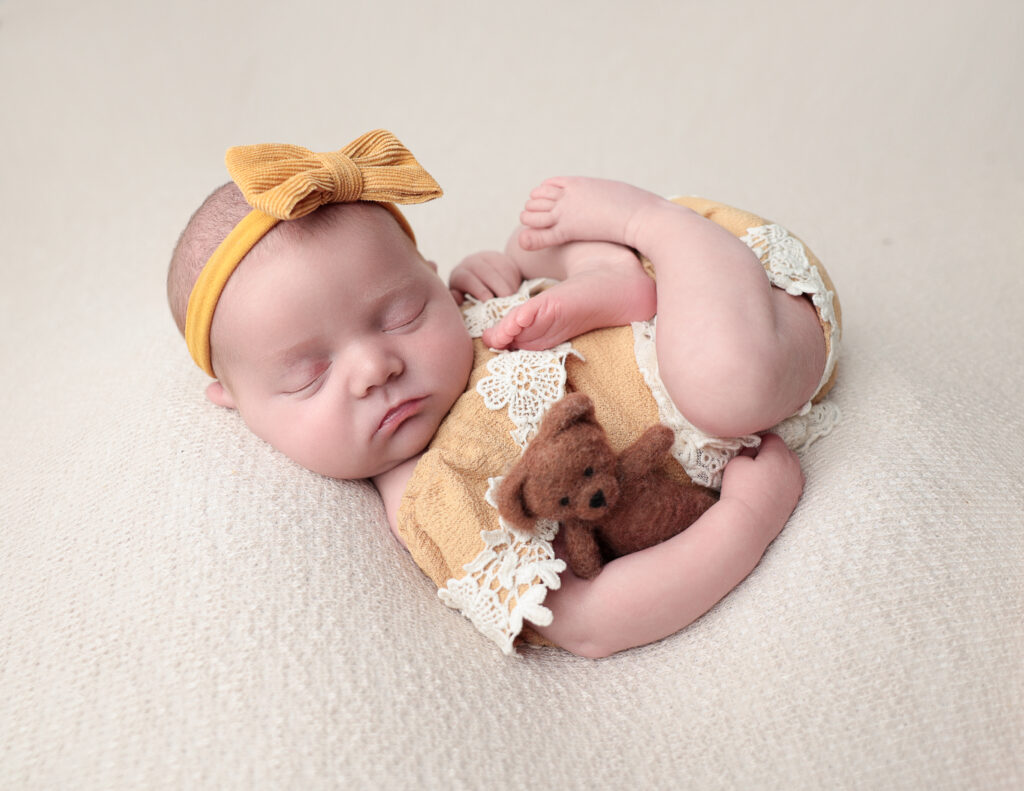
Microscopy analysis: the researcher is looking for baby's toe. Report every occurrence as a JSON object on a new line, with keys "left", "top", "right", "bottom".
{"left": 530, "top": 180, "right": 565, "bottom": 200}
{"left": 516, "top": 225, "right": 563, "bottom": 250}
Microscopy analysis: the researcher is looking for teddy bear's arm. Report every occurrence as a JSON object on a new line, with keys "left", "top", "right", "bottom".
{"left": 617, "top": 424, "right": 674, "bottom": 481}
{"left": 562, "top": 520, "right": 604, "bottom": 579}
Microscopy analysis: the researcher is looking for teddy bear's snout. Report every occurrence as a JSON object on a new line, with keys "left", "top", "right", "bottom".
{"left": 579, "top": 477, "right": 618, "bottom": 517}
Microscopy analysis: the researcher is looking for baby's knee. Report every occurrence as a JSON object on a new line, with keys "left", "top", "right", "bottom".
{"left": 660, "top": 340, "right": 791, "bottom": 437}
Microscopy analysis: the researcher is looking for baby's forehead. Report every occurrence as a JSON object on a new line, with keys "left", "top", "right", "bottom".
{"left": 235, "top": 202, "right": 399, "bottom": 274}
{"left": 219, "top": 206, "right": 428, "bottom": 315}
{"left": 276, "top": 200, "right": 396, "bottom": 242}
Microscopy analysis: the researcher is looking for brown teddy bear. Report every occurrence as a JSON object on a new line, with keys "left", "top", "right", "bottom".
{"left": 496, "top": 392, "right": 718, "bottom": 579}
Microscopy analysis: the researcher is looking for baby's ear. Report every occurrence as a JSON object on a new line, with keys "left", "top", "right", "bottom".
{"left": 205, "top": 380, "right": 236, "bottom": 410}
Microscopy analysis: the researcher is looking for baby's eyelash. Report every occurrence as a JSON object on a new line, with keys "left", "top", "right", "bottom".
{"left": 384, "top": 301, "right": 426, "bottom": 332}
{"left": 285, "top": 365, "right": 329, "bottom": 395}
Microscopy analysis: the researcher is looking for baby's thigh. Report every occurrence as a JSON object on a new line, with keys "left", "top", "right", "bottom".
{"left": 650, "top": 197, "right": 841, "bottom": 437}
{"left": 654, "top": 288, "right": 826, "bottom": 438}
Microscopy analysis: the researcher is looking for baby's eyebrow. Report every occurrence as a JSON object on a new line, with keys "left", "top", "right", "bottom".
{"left": 266, "top": 341, "right": 322, "bottom": 376}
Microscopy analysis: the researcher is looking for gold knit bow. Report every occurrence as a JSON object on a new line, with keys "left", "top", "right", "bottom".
{"left": 225, "top": 129, "right": 442, "bottom": 220}
{"left": 185, "top": 129, "right": 442, "bottom": 378}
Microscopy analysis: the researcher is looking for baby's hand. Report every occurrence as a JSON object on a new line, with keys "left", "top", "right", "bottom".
{"left": 449, "top": 251, "right": 523, "bottom": 304}
{"left": 719, "top": 434, "right": 804, "bottom": 544}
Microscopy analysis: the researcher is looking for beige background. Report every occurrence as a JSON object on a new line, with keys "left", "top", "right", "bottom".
{"left": 2, "top": 1, "right": 1022, "bottom": 788}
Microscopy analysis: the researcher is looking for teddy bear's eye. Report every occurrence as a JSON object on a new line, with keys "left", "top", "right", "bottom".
{"left": 559, "top": 496, "right": 570, "bottom": 507}
{"left": 583, "top": 467, "right": 594, "bottom": 477}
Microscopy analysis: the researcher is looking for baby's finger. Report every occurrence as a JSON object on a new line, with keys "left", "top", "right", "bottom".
{"left": 755, "top": 434, "right": 804, "bottom": 484}
{"left": 494, "top": 270, "right": 524, "bottom": 297}
{"left": 449, "top": 269, "right": 495, "bottom": 302}
{"left": 756, "top": 433, "right": 794, "bottom": 459}
{"left": 457, "top": 252, "right": 522, "bottom": 297}
{"left": 478, "top": 255, "right": 524, "bottom": 297}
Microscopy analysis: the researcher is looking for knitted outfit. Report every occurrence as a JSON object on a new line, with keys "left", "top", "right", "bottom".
{"left": 396, "top": 198, "right": 842, "bottom": 654}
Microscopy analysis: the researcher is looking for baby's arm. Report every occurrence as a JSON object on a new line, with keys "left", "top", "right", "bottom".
{"left": 533, "top": 434, "right": 803, "bottom": 659}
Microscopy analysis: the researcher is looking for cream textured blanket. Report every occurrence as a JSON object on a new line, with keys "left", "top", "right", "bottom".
{"left": 2, "top": 1, "right": 1021, "bottom": 788}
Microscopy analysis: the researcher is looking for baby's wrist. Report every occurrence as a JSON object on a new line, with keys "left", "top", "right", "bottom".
{"left": 716, "top": 494, "right": 786, "bottom": 551}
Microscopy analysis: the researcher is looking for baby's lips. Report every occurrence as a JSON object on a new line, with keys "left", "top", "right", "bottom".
{"left": 376, "top": 396, "right": 427, "bottom": 435}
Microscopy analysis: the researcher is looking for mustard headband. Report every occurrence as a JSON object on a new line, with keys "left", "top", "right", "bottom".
{"left": 184, "top": 129, "right": 442, "bottom": 377}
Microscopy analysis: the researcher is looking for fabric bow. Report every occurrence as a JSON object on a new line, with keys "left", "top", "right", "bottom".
{"left": 225, "top": 129, "right": 443, "bottom": 220}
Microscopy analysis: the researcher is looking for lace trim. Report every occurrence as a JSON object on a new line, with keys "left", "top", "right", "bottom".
{"left": 440, "top": 280, "right": 576, "bottom": 653}
{"left": 740, "top": 224, "right": 841, "bottom": 398}
{"left": 476, "top": 343, "right": 584, "bottom": 449}
{"left": 631, "top": 317, "right": 841, "bottom": 490}
{"left": 438, "top": 478, "right": 566, "bottom": 656}
{"left": 771, "top": 400, "right": 842, "bottom": 452}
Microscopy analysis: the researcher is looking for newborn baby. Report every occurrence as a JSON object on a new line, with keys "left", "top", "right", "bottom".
{"left": 168, "top": 130, "right": 840, "bottom": 656}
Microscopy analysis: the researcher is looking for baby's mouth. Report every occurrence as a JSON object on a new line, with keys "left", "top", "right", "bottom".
{"left": 377, "top": 397, "right": 427, "bottom": 435}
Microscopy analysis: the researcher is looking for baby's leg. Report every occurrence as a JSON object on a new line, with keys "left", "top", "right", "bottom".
{"left": 483, "top": 235, "right": 655, "bottom": 351}
{"left": 520, "top": 177, "right": 826, "bottom": 437}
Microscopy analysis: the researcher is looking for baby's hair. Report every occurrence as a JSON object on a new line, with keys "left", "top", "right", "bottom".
{"left": 167, "top": 189, "right": 405, "bottom": 336}
{"left": 167, "top": 182, "right": 252, "bottom": 335}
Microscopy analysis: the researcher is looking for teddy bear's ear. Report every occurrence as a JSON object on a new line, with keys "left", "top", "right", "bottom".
{"left": 496, "top": 465, "right": 537, "bottom": 532}
{"left": 538, "top": 392, "right": 597, "bottom": 439}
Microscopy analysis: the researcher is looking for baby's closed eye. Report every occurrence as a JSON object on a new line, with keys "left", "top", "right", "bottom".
{"left": 382, "top": 298, "right": 426, "bottom": 332}
{"left": 282, "top": 361, "right": 331, "bottom": 395}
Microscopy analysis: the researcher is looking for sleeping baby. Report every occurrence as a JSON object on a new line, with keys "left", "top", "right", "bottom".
{"left": 167, "top": 129, "right": 841, "bottom": 657}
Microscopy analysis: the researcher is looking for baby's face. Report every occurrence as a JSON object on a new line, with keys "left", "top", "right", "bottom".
{"left": 209, "top": 205, "right": 474, "bottom": 479}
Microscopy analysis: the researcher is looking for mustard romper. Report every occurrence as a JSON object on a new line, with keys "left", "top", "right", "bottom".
{"left": 397, "top": 198, "right": 842, "bottom": 654}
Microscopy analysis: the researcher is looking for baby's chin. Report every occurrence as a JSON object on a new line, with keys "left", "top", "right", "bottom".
{"left": 326, "top": 421, "right": 441, "bottom": 480}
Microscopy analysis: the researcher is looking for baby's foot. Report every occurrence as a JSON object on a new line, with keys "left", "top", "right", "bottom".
{"left": 482, "top": 263, "right": 655, "bottom": 351}
{"left": 518, "top": 177, "right": 673, "bottom": 251}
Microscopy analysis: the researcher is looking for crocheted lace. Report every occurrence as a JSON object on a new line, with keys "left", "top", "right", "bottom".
{"left": 740, "top": 223, "right": 841, "bottom": 396}
{"left": 437, "top": 479, "right": 566, "bottom": 655}
{"left": 439, "top": 228, "right": 842, "bottom": 651}
{"left": 476, "top": 343, "right": 584, "bottom": 448}
{"left": 440, "top": 280, "right": 572, "bottom": 654}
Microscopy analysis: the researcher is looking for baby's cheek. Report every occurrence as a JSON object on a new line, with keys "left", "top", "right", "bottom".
{"left": 276, "top": 407, "right": 353, "bottom": 478}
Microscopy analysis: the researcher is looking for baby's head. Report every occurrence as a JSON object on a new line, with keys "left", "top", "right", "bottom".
{"left": 168, "top": 135, "right": 474, "bottom": 480}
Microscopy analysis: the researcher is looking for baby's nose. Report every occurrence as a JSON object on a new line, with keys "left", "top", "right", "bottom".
{"left": 350, "top": 345, "right": 403, "bottom": 397}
